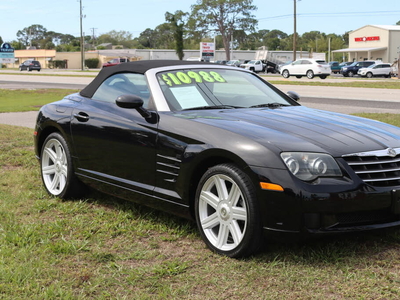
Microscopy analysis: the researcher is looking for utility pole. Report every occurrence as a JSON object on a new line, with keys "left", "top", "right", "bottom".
{"left": 90, "top": 27, "right": 97, "bottom": 47}
{"left": 293, "top": 0, "right": 297, "bottom": 61}
{"left": 80, "top": 0, "right": 84, "bottom": 71}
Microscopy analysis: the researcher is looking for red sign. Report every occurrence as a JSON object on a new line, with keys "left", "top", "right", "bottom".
{"left": 355, "top": 36, "right": 380, "bottom": 42}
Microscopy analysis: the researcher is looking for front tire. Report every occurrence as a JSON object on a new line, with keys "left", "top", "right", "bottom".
{"left": 195, "top": 164, "right": 262, "bottom": 258}
{"left": 348, "top": 71, "right": 354, "bottom": 77}
{"left": 282, "top": 70, "right": 290, "bottom": 78}
{"left": 40, "top": 133, "right": 85, "bottom": 199}
{"left": 366, "top": 72, "right": 373, "bottom": 78}
{"left": 306, "top": 70, "right": 314, "bottom": 79}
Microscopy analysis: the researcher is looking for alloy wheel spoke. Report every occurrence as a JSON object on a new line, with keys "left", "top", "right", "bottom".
{"left": 201, "top": 212, "right": 220, "bottom": 230}
{"left": 229, "top": 221, "right": 243, "bottom": 246}
{"left": 50, "top": 173, "right": 61, "bottom": 191}
{"left": 42, "top": 165, "right": 56, "bottom": 175}
{"left": 213, "top": 176, "right": 229, "bottom": 201}
{"left": 232, "top": 206, "right": 247, "bottom": 221}
{"left": 44, "top": 147, "right": 57, "bottom": 163}
{"left": 200, "top": 190, "right": 220, "bottom": 209}
{"left": 227, "top": 183, "right": 241, "bottom": 206}
{"left": 56, "top": 145, "right": 64, "bottom": 160}
{"left": 216, "top": 223, "right": 230, "bottom": 249}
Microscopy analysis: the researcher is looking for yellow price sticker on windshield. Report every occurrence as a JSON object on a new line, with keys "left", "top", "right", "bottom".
{"left": 161, "top": 71, "right": 226, "bottom": 86}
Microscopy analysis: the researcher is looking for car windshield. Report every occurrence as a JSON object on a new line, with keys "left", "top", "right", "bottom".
{"left": 367, "top": 64, "right": 377, "bottom": 68}
{"left": 247, "top": 60, "right": 256, "bottom": 64}
{"left": 157, "top": 68, "right": 294, "bottom": 111}
{"left": 316, "top": 60, "right": 328, "bottom": 65}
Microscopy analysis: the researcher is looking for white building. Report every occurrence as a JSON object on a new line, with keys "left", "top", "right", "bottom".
{"left": 333, "top": 25, "right": 400, "bottom": 63}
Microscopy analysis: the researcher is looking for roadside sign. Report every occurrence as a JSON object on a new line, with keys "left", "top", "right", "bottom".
{"left": 0, "top": 43, "right": 15, "bottom": 64}
{"left": 200, "top": 42, "right": 215, "bottom": 62}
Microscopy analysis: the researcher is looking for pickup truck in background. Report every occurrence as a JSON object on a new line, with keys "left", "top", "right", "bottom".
{"left": 240, "top": 60, "right": 266, "bottom": 73}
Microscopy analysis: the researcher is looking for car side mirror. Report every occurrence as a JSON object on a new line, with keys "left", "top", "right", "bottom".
{"left": 287, "top": 91, "right": 300, "bottom": 101}
{"left": 116, "top": 94, "right": 158, "bottom": 123}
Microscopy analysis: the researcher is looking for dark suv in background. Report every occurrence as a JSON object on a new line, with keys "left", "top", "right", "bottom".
{"left": 19, "top": 60, "right": 41, "bottom": 72}
{"left": 340, "top": 61, "right": 376, "bottom": 77}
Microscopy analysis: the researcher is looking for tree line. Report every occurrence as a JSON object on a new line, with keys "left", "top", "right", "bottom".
{"left": 1, "top": 0, "right": 358, "bottom": 61}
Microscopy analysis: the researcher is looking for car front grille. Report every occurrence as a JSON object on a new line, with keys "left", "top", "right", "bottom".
{"left": 342, "top": 148, "right": 400, "bottom": 187}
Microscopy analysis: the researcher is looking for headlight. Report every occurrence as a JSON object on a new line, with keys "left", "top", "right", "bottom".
{"left": 342, "top": 67, "right": 347, "bottom": 71}
{"left": 280, "top": 152, "right": 342, "bottom": 181}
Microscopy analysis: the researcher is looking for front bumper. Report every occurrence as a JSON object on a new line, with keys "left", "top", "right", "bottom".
{"left": 250, "top": 166, "right": 400, "bottom": 239}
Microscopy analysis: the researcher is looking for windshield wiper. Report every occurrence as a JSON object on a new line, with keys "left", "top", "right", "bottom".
{"left": 182, "top": 105, "right": 243, "bottom": 111}
{"left": 249, "top": 102, "right": 290, "bottom": 109}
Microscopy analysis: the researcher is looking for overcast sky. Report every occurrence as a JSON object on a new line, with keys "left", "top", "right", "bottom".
{"left": 1, "top": 0, "right": 400, "bottom": 43}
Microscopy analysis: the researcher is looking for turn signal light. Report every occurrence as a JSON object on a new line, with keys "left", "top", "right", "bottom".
{"left": 260, "top": 182, "right": 284, "bottom": 191}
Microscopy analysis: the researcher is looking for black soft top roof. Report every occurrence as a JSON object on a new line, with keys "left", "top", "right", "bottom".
{"left": 80, "top": 60, "right": 210, "bottom": 98}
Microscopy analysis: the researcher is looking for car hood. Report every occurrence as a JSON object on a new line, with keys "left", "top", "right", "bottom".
{"left": 171, "top": 106, "right": 400, "bottom": 157}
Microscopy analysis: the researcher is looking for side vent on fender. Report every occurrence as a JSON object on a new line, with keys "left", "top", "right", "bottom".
{"left": 156, "top": 154, "right": 181, "bottom": 183}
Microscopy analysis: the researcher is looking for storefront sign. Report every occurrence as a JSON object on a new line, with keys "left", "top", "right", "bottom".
{"left": 355, "top": 36, "right": 380, "bottom": 42}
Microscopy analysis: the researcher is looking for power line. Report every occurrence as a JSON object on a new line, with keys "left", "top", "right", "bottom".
{"left": 258, "top": 10, "right": 400, "bottom": 21}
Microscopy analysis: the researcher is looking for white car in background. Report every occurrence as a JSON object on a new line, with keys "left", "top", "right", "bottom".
{"left": 280, "top": 59, "right": 331, "bottom": 79}
{"left": 357, "top": 63, "right": 392, "bottom": 78}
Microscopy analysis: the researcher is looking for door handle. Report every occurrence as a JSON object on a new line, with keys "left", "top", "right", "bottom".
{"left": 73, "top": 112, "right": 90, "bottom": 122}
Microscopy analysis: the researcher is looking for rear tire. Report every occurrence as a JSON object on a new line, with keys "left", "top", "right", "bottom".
{"left": 195, "top": 163, "right": 262, "bottom": 258}
{"left": 40, "top": 133, "right": 86, "bottom": 199}
{"left": 320, "top": 75, "right": 327, "bottom": 79}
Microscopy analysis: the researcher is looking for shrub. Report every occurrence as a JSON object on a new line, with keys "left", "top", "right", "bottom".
{"left": 48, "top": 60, "right": 67, "bottom": 69}
{"left": 85, "top": 58, "right": 100, "bottom": 69}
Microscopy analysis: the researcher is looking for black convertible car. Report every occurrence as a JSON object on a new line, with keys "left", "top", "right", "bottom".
{"left": 34, "top": 60, "right": 400, "bottom": 257}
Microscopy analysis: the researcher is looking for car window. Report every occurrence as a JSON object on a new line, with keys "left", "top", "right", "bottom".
{"left": 92, "top": 73, "right": 150, "bottom": 107}
{"left": 157, "top": 69, "right": 294, "bottom": 111}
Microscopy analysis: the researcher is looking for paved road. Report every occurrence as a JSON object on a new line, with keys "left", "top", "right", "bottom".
{"left": 0, "top": 71, "right": 399, "bottom": 129}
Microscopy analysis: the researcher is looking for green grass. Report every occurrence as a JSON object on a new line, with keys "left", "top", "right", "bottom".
{"left": 1, "top": 114, "right": 400, "bottom": 298}
{"left": 0, "top": 71, "right": 97, "bottom": 77}
{"left": 0, "top": 89, "right": 80, "bottom": 113}
{"left": 354, "top": 113, "right": 400, "bottom": 127}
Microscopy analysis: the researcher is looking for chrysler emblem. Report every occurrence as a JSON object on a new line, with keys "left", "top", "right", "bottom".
{"left": 387, "top": 148, "right": 397, "bottom": 157}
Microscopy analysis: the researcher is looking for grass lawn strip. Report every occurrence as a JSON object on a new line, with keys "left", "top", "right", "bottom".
{"left": 1, "top": 120, "right": 400, "bottom": 299}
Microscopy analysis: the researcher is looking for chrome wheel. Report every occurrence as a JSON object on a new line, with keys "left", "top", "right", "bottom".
{"left": 40, "top": 133, "right": 86, "bottom": 198}
{"left": 199, "top": 173, "right": 247, "bottom": 251}
{"left": 42, "top": 137, "right": 68, "bottom": 196}
{"left": 195, "top": 164, "right": 262, "bottom": 257}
